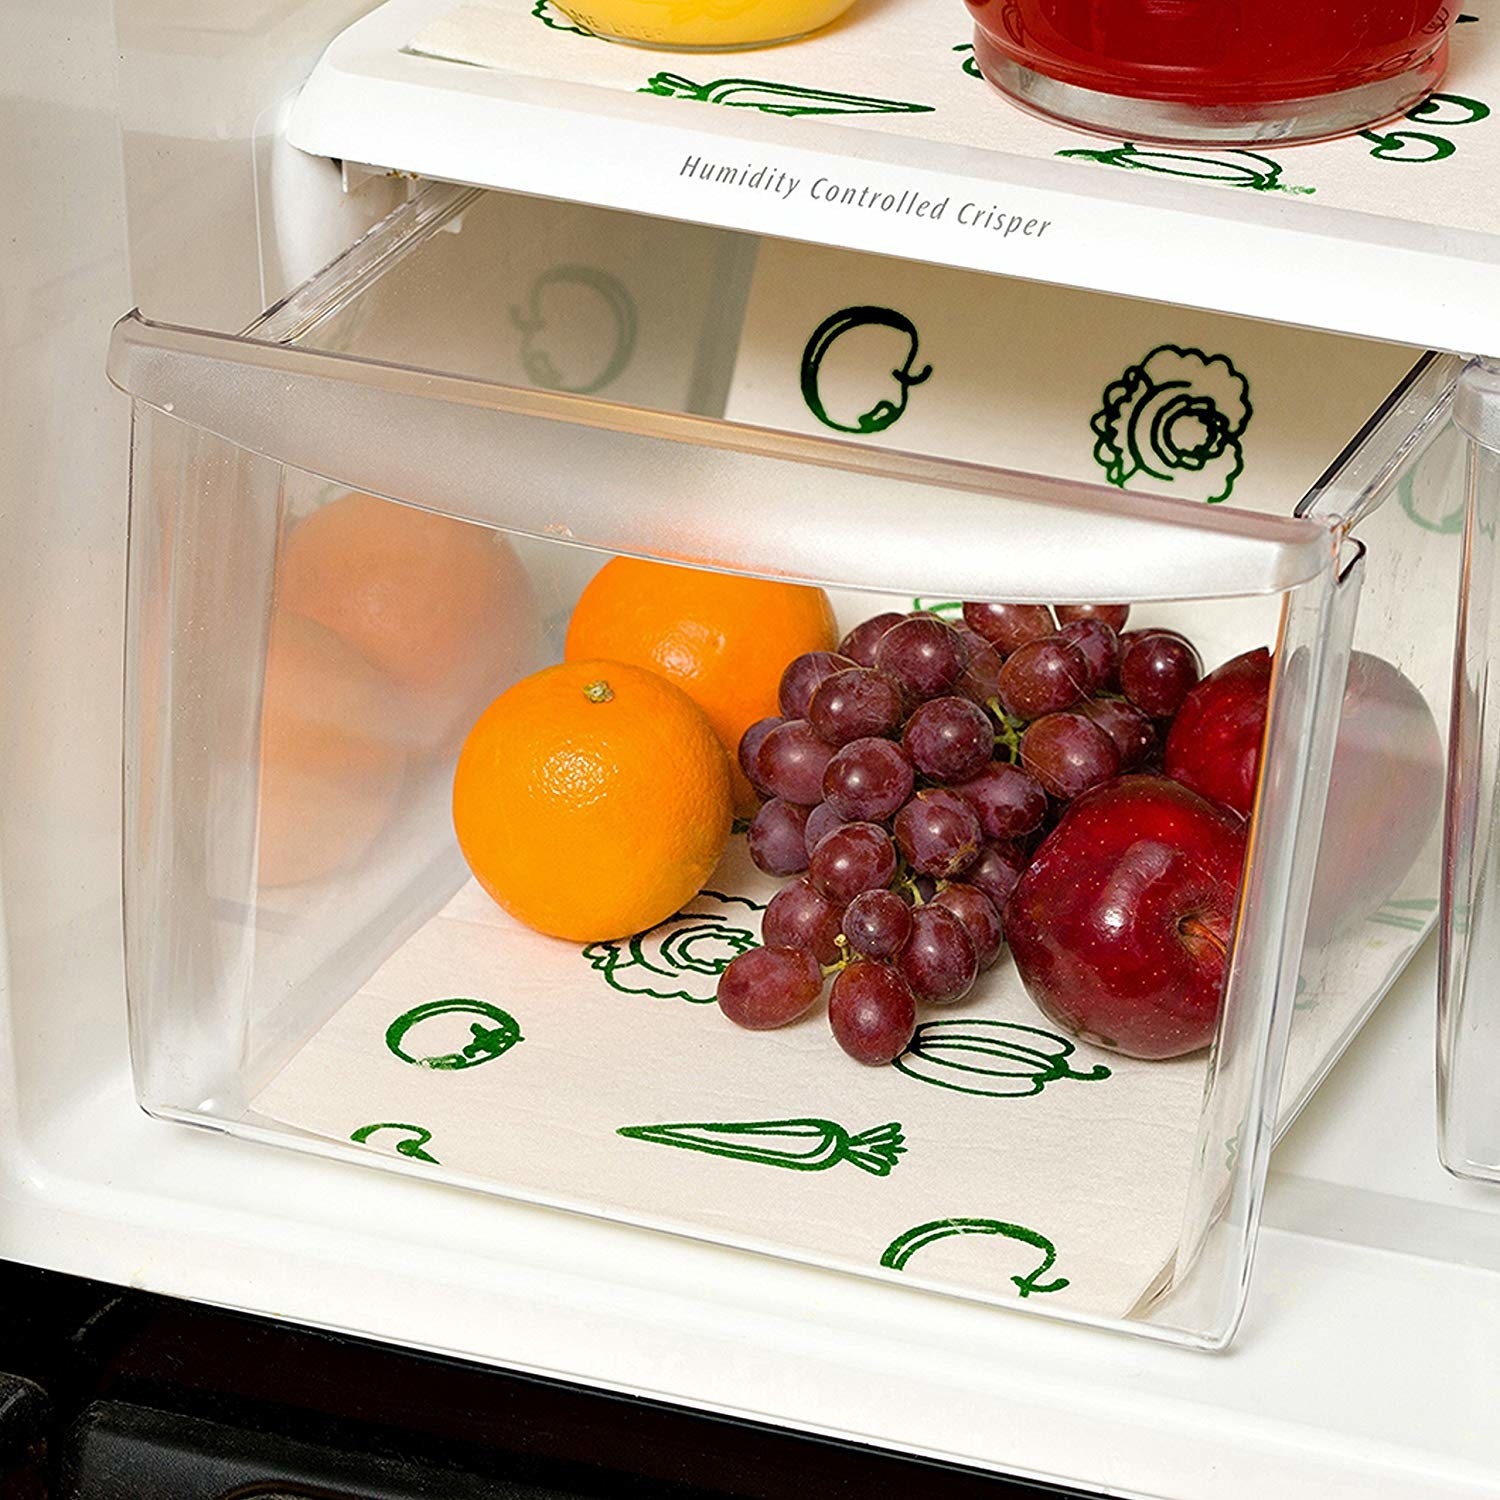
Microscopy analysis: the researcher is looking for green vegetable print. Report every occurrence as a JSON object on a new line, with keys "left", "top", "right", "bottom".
{"left": 385, "top": 998, "right": 523, "bottom": 1070}
{"left": 801, "top": 307, "right": 933, "bottom": 436}
{"left": 1361, "top": 93, "right": 1491, "bottom": 162}
{"left": 350, "top": 1122, "right": 440, "bottom": 1164}
{"left": 509, "top": 265, "right": 638, "bottom": 396}
{"left": 532, "top": 0, "right": 594, "bottom": 35}
{"left": 583, "top": 892, "right": 762, "bottom": 1003}
{"left": 895, "top": 1019, "right": 1111, "bottom": 1098}
{"left": 880, "top": 1217, "right": 1070, "bottom": 1298}
{"left": 953, "top": 43, "right": 982, "bottom": 79}
{"left": 618, "top": 1117, "right": 906, "bottom": 1175}
{"left": 1092, "top": 344, "right": 1252, "bottom": 504}
{"left": 639, "top": 74, "right": 934, "bottom": 118}
{"left": 1056, "top": 143, "right": 1314, "bottom": 195}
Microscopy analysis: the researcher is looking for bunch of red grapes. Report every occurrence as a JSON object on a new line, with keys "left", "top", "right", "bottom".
{"left": 717, "top": 602, "right": 1205, "bottom": 1065}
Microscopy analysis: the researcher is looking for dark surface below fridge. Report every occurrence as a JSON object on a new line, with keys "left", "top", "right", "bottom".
{"left": 0, "top": 1260, "right": 1099, "bottom": 1498}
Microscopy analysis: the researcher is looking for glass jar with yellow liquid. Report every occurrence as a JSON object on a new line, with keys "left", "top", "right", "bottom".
{"left": 554, "top": 0, "right": 857, "bottom": 50}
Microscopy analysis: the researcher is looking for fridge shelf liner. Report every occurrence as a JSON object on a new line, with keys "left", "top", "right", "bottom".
{"left": 250, "top": 838, "right": 1434, "bottom": 1321}
{"left": 286, "top": 0, "right": 1500, "bottom": 351}
{"left": 409, "top": 0, "right": 1500, "bottom": 235}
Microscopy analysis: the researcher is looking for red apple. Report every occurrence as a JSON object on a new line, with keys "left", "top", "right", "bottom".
{"left": 1164, "top": 647, "right": 1272, "bottom": 818}
{"left": 1306, "top": 652, "right": 1444, "bottom": 942}
{"left": 1164, "top": 647, "right": 1443, "bottom": 941}
{"left": 1005, "top": 776, "right": 1247, "bottom": 1059}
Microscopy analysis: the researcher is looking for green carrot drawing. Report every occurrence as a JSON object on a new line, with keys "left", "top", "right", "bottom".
{"left": 880, "top": 1217, "right": 1069, "bottom": 1297}
{"left": 640, "top": 73, "right": 934, "bottom": 118}
{"left": 895, "top": 1019, "right": 1111, "bottom": 1098}
{"left": 618, "top": 1116, "right": 906, "bottom": 1176}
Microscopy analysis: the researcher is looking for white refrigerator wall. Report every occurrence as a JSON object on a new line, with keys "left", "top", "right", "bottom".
{"left": 1, "top": 0, "right": 132, "bottom": 1152}
{"left": 114, "top": 0, "right": 387, "bottom": 329}
{"left": 0, "top": 0, "right": 385, "bottom": 1233}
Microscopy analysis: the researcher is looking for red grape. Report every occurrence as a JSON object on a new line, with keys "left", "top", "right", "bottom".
{"left": 1081, "top": 697, "right": 1156, "bottom": 769}
{"left": 829, "top": 961, "right": 917, "bottom": 1065}
{"left": 803, "top": 800, "right": 849, "bottom": 857}
{"left": 809, "top": 822, "right": 898, "bottom": 905}
{"left": 1021, "top": 712, "right": 1122, "bottom": 800}
{"left": 779, "top": 651, "right": 856, "bottom": 720}
{"left": 933, "top": 883, "right": 1005, "bottom": 970}
{"left": 966, "top": 840, "right": 1028, "bottom": 914}
{"left": 738, "top": 716, "right": 781, "bottom": 797}
{"left": 809, "top": 668, "right": 903, "bottom": 746}
{"left": 893, "top": 789, "right": 982, "bottom": 878}
{"left": 1055, "top": 617, "right": 1121, "bottom": 693}
{"left": 753, "top": 720, "right": 835, "bottom": 806}
{"left": 717, "top": 946, "right": 823, "bottom": 1030}
{"left": 997, "top": 638, "right": 1090, "bottom": 720}
{"left": 1057, "top": 603, "right": 1130, "bottom": 632}
{"left": 961, "top": 602, "right": 1055, "bottom": 656}
{"left": 747, "top": 798, "right": 812, "bottom": 876}
{"left": 842, "top": 888, "right": 913, "bottom": 960}
{"left": 874, "top": 616, "right": 968, "bottom": 702}
{"left": 952, "top": 628, "right": 1004, "bottom": 708}
{"left": 902, "top": 696, "right": 994, "bottom": 783}
{"left": 951, "top": 761, "right": 1047, "bottom": 840}
{"left": 839, "top": 612, "right": 905, "bottom": 669}
{"left": 762, "top": 878, "right": 844, "bottom": 966}
{"left": 1120, "top": 632, "right": 1203, "bottom": 718}
{"left": 897, "top": 904, "right": 978, "bottom": 1005}
{"left": 822, "top": 737, "right": 915, "bottom": 821}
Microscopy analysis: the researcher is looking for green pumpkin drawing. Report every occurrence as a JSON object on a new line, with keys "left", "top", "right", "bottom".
{"left": 800, "top": 306, "right": 933, "bottom": 436}
{"left": 509, "top": 265, "right": 638, "bottom": 396}
{"left": 1091, "top": 344, "right": 1252, "bottom": 504}
{"left": 384, "top": 998, "right": 523, "bottom": 1070}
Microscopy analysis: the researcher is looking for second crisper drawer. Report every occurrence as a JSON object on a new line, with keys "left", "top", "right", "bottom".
{"left": 108, "top": 181, "right": 1474, "bottom": 1350}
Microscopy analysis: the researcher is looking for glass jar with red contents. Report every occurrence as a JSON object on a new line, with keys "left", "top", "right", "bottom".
{"left": 963, "top": 0, "right": 1457, "bottom": 146}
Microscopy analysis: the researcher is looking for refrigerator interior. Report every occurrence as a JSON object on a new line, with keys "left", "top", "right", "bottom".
{"left": 3, "top": 0, "right": 1500, "bottom": 1493}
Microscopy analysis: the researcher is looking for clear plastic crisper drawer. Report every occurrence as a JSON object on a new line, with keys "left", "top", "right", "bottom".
{"left": 107, "top": 181, "right": 1475, "bottom": 1349}
{"left": 1440, "top": 359, "right": 1500, "bottom": 1184}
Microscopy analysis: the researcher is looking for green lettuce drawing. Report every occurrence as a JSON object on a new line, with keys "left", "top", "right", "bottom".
{"left": 583, "top": 891, "right": 763, "bottom": 1003}
{"left": 1091, "top": 344, "right": 1252, "bottom": 504}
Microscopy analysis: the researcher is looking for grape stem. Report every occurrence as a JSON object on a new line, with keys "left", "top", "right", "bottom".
{"left": 988, "top": 700, "right": 1025, "bottom": 764}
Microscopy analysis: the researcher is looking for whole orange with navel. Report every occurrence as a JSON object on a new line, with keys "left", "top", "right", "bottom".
{"left": 452, "top": 660, "right": 732, "bottom": 942}
{"left": 564, "top": 557, "right": 838, "bottom": 814}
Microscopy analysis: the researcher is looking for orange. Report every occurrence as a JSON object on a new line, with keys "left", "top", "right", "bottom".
{"left": 257, "top": 612, "right": 408, "bottom": 888}
{"left": 277, "top": 492, "right": 542, "bottom": 756}
{"left": 564, "top": 558, "right": 837, "bottom": 814}
{"left": 453, "top": 660, "right": 732, "bottom": 942}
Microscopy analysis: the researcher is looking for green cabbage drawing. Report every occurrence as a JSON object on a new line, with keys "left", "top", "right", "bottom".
{"left": 583, "top": 891, "right": 763, "bottom": 1003}
{"left": 1091, "top": 344, "right": 1252, "bottom": 504}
